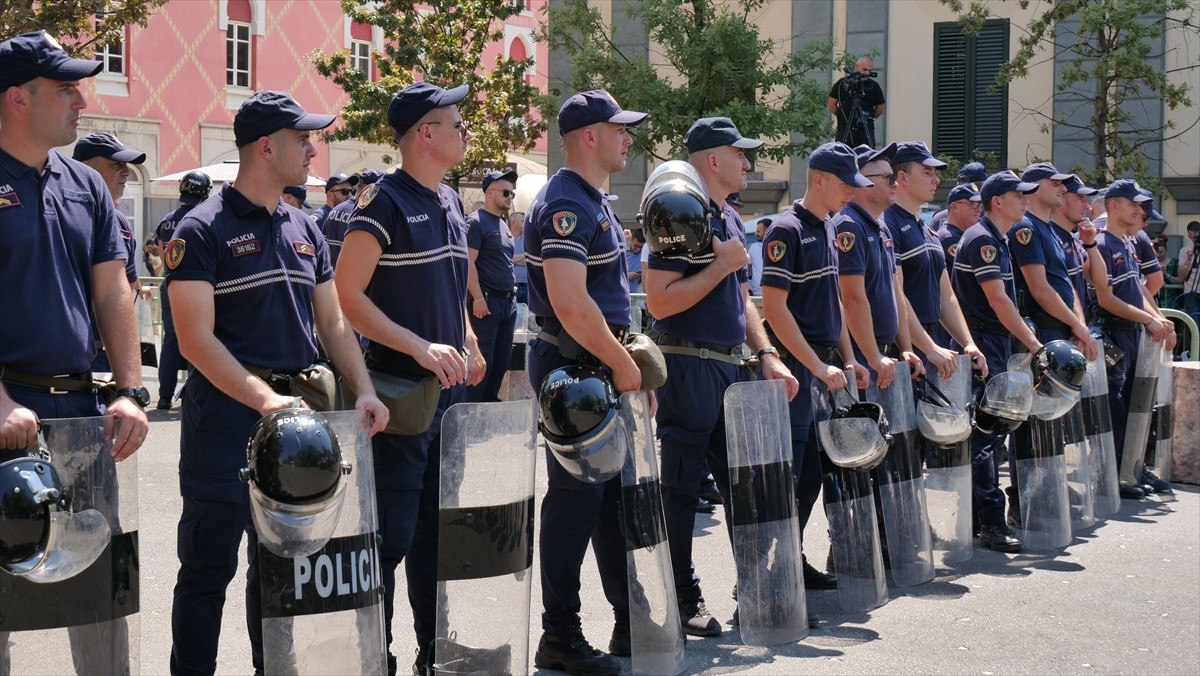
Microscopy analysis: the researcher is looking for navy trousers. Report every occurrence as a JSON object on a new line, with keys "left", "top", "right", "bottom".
{"left": 465, "top": 295, "right": 516, "bottom": 403}
{"left": 968, "top": 332, "right": 1013, "bottom": 527}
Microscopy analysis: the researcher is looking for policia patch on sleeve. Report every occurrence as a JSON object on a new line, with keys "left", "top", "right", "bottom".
{"left": 1014, "top": 227, "right": 1033, "bottom": 246}
{"left": 552, "top": 211, "right": 577, "bottom": 237}
{"left": 980, "top": 244, "right": 998, "bottom": 263}
{"left": 164, "top": 239, "right": 186, "bottom": 269}
{"left": 767, "top": 241, "right": 786, "bottom": 263}
{"left": 836, "top": 232, "right": 856, "bottom": 253}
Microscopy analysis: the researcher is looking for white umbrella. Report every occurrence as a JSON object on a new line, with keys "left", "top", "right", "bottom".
{"left": 153, "top": 161, "right": 326, "bottom": 187}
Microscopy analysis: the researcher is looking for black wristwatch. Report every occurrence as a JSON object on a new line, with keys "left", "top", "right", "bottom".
{"left": 756, "top": 346, "right": 779, "bottom": 360}
{"left": 115, "top": 386, "right": 151, "bottom": 408}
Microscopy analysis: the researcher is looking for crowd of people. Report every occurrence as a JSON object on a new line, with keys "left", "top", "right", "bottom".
{"left": 0, "top": 29, "right": 1187, "bottom": 676}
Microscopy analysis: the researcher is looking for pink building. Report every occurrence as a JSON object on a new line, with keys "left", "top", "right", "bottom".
{"left": 71, "top": 0, "right": 548, "bottom": 249}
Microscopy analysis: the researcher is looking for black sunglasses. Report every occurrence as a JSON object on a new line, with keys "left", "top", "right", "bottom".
{"left": 331, "top": 188, "right": 356, "bottom": 197}
{"left": 862, "top": 173, "right": 897, "bottom": 185}
{"left": 490, "top": 188, "right": 514, "bottom": 198}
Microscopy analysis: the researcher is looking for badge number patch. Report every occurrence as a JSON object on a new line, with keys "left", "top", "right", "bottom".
{"left": 980, "top": 244, "right": 997, "bottom": 263}
{"left": 164, "top": 239, "right": 186, "bottom": 269}
{"left": 552, "top": 211, "right": 577, "bottom": 237}
{"left": 836, "top": 232, "right": 856, "bottom": 253}
{"left": 1014, "top": 227, "right": 1033, "bottom": 246}
{"left": 767, "top": 241, "right": 786, "bottom": 263}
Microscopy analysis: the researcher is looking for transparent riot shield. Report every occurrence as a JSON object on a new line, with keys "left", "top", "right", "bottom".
{"left": 723, "top": 380, "right": 807, "bottom": 647}
{"left": 812, "top": 375, "right": 887, "bottom": 613}
{"left": 1082, "top": 354, "right": 1120, "bottom": 519}
{"left": 866, "top": 363, "right": 934, "bottom": 586}
{"left": 1120, "top": 332, "right": 1163, "bottom": 486}
{"left": 0, "top": 416, "right": 139, "bottom": 676}
{"left": 435, "top": 400, "right": 537, "bottom": 675}
{"left": 1147, "top": 350, "right": 1175, "bottom": 499}
{"left": 1062, "top": 404, "right": 1095, "bottom": 531}
{"left": 1007, "top": 354, "right": 1070, "bottom": 551}
{"left": 923, "top": 355, "right": 974, "bottom": 566}
{"left": 256, "top": 411, "right": 386, "bottom": 676}
{"left": 617, "top": 391, "right": 685, "bottom": 674}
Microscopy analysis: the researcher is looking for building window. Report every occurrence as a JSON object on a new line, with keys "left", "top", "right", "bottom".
{"left": 932, "top": 19, "right": 1009, "bottom": 166}
{"left": 96, "top": 30, "right": 125, "bottom": 76}
{"left": 351, "top": 40, "right": 371, "bottom": 78}
{"left": 226, "top": 22, "right": 251, "bottom": 89}
{"left": 511, "top": 0, "right": 527, "bottom": 11}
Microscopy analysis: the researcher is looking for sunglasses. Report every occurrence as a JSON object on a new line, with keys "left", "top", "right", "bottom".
{"left": 331, "top": 188, "right": 356, "bottom": 197}
{"left": 492, "top": 188, "right": 514, "bottom": 198}
{"left": 862, "top": 173, "right": 898, "bottom": 186}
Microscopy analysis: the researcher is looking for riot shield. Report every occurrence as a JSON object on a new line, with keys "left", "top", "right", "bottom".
{"left": 1007, "top": 354, "right": 1070, "bottom": 551}
{"left": 923, "top": 355, "right": 974, "bottom": 566}
{"left": 0, "top": 416, "right": 139, "bottom": 676}
{"left": 1119, "top": 332, "right": 1163, "bottom": 486}
{"left": 866, "top": 363, "right": 934, "bottom": 587}
{"left": 723, "top": 380, "right": 807, "bottom": 648}
{"left": 812, "top": 375, "right": 888, "bottom": 613}
{"left": 617, "top": 391, "right": 685, "bottom": 674}
{"left": 1062, "top": 405, "right": 1095, "bottom": 531}
{"left": 1082, "top": 353, "right": 1120, "bottom": 519}
{"left": 1147, "top": 350, "right": 1175, "bottom": 498}
{"left": 256, "top": 411, "right": 386, "bottom": 676}
{"left": 435, "top": 400, "right": 537, "bottom": 676}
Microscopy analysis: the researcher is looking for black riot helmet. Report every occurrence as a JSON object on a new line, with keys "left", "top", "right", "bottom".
{"left": 0, "top": 458, "right": 69, "bottom": 570}
{"left": 538, "top": 365, "right": 627, "bottom": 483}
{"left": 637, "top": 160, "right": 715, "bottom": 257}
{"left": 240, "top": 409, "right": 349, "bottom": 504}
{"left": 179, "top": 170, "right": 213, "bottom": 203}
{"left": 1033, "top": 340, "right": 1087, "bottom": 397}
{"left": 973, "top": 371, "right": 1033, "bottom": 436}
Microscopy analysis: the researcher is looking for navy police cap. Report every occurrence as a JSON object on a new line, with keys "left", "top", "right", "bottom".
{"left": 387, "top": 82, "right": 469, "bottom": 136}
{"left": 684, "top": 117, "right": 763, "bottom": 154}
{"left": 1021, "top": 162, "right": 1073, "bottom": 183}
{"left": 73, "top": 132, "right": 146, "bottom": 164}
{"left": 282, "top": 186, "right": 312, "bottom": 209}
{"left": 891, "top": 141, "right": 948, "bottom": 169}
{"left": 234, "top": 90, "right": 335, "bottom": 147}
{"left": 1105, "top": 178, "right": 1152, "bottom": 203}
{"left": 0, "top": 31, "right": 102, "bottom": 91}
{"left": 558, "top": 90, "right": 648, "bottom": 135}
{"left": 482, "top": 169, "right": 518, "bottom": 192}
{"left": 809, "top": 142, "right": 873, "bottom": 188}
{"left": 852, "top": 142, "right": 897, "bottom": 168}
{"left": 980, "top": 170, "right": 1039, "bottom": 204}
{"left": 947, "top": 183, "right": 982, "bottom": 205}
{"left": 958, "top": 162, "right": 988, "bottom": 183}
{"left": 1063, "top": 175, "right": 1098, "bottom": 196}
{"left": 324, "top": 173, "right": 360, "bottom": 191}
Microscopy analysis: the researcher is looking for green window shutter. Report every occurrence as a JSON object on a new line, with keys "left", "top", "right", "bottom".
{"left": 933, "top": 19, "right": 1009, "bottom": 166}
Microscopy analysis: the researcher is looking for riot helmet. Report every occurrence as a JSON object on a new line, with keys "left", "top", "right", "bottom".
{"left": 973, "top": 371, "right": 1034, "bottom": 436}
{"left": 240, "top": 408, "right": 352, "bottom": 557}
{"left": 1031, "top": 339, "right": 1087, "bottom": 406}
{"left": 179, "top": 170, "right": 213, "bottom": 203}
{"left": 538, "top": 365, "right": 627, "bottom": 483}
{"left": 637, "top": 160, "right": 715, "bottom": 257}
{"left": 0, "top": 456, "right": 111, "bottom": 583}
{"left": 815, "top": 384, "right": 891, "bottom": 470}
{"left": 914, "top": 375, "right": 973, "bottom": 445}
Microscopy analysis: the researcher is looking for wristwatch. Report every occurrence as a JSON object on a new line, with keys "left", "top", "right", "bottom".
{"left": 755, "top": 346, "right": 779, "bottom": 360}
{"left": 115, "top": 386, "right": 151, "bottom": 408}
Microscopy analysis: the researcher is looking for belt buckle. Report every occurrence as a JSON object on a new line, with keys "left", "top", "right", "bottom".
{"left": 50, "top": 385, "right": 69, "bottom": 395}
{"left": 699, "top": 347, "right": 711, "bottom": 360}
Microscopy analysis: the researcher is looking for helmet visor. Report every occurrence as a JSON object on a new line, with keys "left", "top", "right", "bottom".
{"left": 249, "top": 479, "right": 348, "bottom": 558}
{"left": 6, "top": 507, "right": 111, "bottom": 583}
{"left": 547, "top": 411, "right": 627, "bottom": 484}
{"left": 818, "top": 416, "right": 889, "bottom": 469}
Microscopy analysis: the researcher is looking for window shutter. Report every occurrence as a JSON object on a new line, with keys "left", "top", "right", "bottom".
{"left": 933, "top": 19, "right": 1009, "bottom": 166}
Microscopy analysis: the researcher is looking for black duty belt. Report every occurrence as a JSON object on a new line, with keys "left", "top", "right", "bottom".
{"left": 651, "top": 333, "right": 745, "bottom": 366}
{"left": 1028, "top": 311, "right": 1068, "bottom": 332}
{"left": 241, "top": 363, "right": 301, "bottom": 396}
{"left": 877, "top": 342, "right": 899, "bottom": 358}
{"left": 1098, "top": 316, "right": 1140, "bottom": 333}
{"left": 365, "top": 346, "right": 436, "bottom": 379}
{"left": 0, "top": 366, "right": 94, "bottom": 394}
{"left": 965, "top": 315, "right": 1008, "bottom": 337}
{"left": 484, "top": 286, "right": 517, "bottom": 301}
{"left": 537, "top": 317, "right": 629, "bottom": 343}
{"left": 778, "top": 342, "right": 838, "bottom": 365}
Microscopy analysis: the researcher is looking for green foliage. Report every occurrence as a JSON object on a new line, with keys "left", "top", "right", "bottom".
{"left": 540, "top": 0, "right": 835, "bottom": 163}
{"left": 939, "top": 0, "right": 1200, "bottom": 188}
{"left": 0, "top": 0, "right": 169, "bottom": 55}
{"left": 311, "top": 0, "right": 554, "bottom": 184}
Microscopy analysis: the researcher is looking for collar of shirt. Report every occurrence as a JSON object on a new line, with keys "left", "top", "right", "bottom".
{"left": 846, "top": 201, "right": 885, "bottom": 230}
{"left": 978, "top": 215, "right": 1004, "bottom": 242}
{"left": 394, "top": 168, "right": 440, "bottom": 200}
{"left": 0, "top": 146, "right": 65, "bottom": 179}
{"left": 791, "top": 201, "right": 828, "bottom": 230}
{"left": 888, "top": 203, "right": 918, "bottom": 221}
{"left": 555, "top": 168, "right": 603, "bottom": 203}
{"left": 222, "top": 182, "right": 279, "bottom": 219}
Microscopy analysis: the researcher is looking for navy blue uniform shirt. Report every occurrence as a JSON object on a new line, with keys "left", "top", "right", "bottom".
{"left": 345, "top": 169, "right": 469, "bottom": 351}
{"left": 0, "top": 148, "right": 124, "bottom": 375}
{"left": 525, "top": 168, "right": 631, "bottom": 327}
{"left": 884, "top": 204, "right": 946, "bottom": 325}
{"left": 1009, "top": 214, "right": 1074, "bottom": 314}
{"left": 164, "top": 183, "right": 333, "bottom": 371}
{"left": 1052, "top": 224, "right": 1088, "bottom": 312}
{"left": 1130, "top": 229, "right": 1161, "bottom": 278}
{"left": 1091, "top": 229, "right": 1145, "bottom": 320}
{"left": 311, "top": 203, "right": 332, "bottom": 230}
{"left": 322, "top": 198, "right": 355, "bottom": 267}
{"left": 760, "top": 200, "right": 841, "bottom": 346}
{"left": 936, "top": 222, "right": 966, "bottom": 269}
{"left": 466, "top": 208, "right": 516, "bottom": 293}
{"left": 116, "top": 210, "right": 138, "bottom": 283}
{"left": 952, "top": 216, "right": 1016, "bottom": 323}
{"left": 155, "top": 203, "right": 197, "bottom": 308}
{"left": 649, "top": 201, "right": 748, "bottom": 346}
{"left": 836, "top": 202, "right": 899, "bottom": 345}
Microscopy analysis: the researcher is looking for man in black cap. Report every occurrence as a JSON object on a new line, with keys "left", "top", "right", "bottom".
{"left": 166, "top": 89, "right": 387, "bottom": 676}
{"left": 465, "top": 167, "right": 519, "bottom": 403}
{"left": 0, "top": 29, "right": 149, "bottom": 673}
{"left": 936, "top": 183, "right": 982, "bottom": 269}
{"left": 336, "top": 81, "right": 486, "bottom": 675}
{"left": 281, "top": 184, "right": 312, "bottom": 211}
{"left": 313, "top": 171, "right": 359, "bottom": 228}
{"left": 930, "top": 161, "right": 988, "bottom": 233}
{"left": 322, "top": 168, "right": 385, "bottom": 267}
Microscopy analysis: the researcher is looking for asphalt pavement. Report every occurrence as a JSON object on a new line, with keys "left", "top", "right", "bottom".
{"left": 107, "top": 406, "right": 1200, "bottom": 676}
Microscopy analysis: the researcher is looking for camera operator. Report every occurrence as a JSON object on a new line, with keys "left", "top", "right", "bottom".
{"left": 827, "top": 56, "right": 886, "bottom": 147}
{"left": 1177, "top": 220, "right": 1200, "bottom": 327}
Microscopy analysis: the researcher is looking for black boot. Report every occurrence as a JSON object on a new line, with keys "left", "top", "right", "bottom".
{"left": 534, "top": 620, "right": 620, "bottom": 676}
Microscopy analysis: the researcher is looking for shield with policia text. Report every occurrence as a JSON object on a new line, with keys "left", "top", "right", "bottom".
{"left": 0, "top": 416, "right": 140, "bottom": 675}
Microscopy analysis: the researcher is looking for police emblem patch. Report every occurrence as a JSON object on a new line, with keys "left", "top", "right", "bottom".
{"left": 293, "top": 241, "right": 316, "bottom": 257}
{"left": 948, "top": 243, "right": 958, "bottom": 257}
{"left": 552, "top": 211, "right": 577, "bottom": 237}
{"left": 836, "top": 232, "right": 856, "bottom": 253}
{"left": 164, "top": 239, "right": 186, "bottom": 269}
{"left": 0, "top": 192, "right": 20, "bottom": 209}
{"left": 767, "top": 241, "right": 786, "bottom": 263}
{"left": 356, "top": 184, "right": 379, "bottom": 209}
{"left": 1014, "top": 227, "right": 1033, "bottom": 246}
{"left": 981, "top": 244, "right": 998, "bottom": 263}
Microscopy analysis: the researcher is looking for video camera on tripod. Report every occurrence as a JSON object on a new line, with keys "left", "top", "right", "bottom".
{"left": 838, "top": 66, "right": 879, "bottom": 147}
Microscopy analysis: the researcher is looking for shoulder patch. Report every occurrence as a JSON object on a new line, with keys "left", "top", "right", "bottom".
{"left": 0, "top": 191, "right": 22, "bottom": 210}
{"left": 1014, "top": 227, "right": 1033, "bottom": 246}
{"left": 356, "top": 184, "right": 379, "bottom": 209}
{"left": 947, "top": 243, "right": 958, "bottom": 257}
{"left": 980, "top": 244, "right": 998, "bottom": 263}
{"left": 767, "top": 241, "right": 786, "bottom": 263}
{"left": 164, "top": 239, "right": 186, "bottom": 269}
{"left": 552, "top": 211, "right": 578, "bottom": 237}
{"left": 836, "top": 232, "right": 856, "bottom": 253}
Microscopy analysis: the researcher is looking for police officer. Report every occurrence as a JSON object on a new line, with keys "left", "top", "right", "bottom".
{"left": 1052, "top": 176, "right": 1098, "bottom": 312}
{"left": 465, "top": 168, "right": 519, "bottom": 403}
{"left": 936, "top": 183, "right": 982, "bottom": 269}
{"left": 323, "top": 168, "right": 383, "bottom": 268}
{"left": 0, "top": 28, "right": 150, "bottom": 670}
{"left": 522, "top": 90, "right": 647, "bottom": 676}
{"left": 951, "top": 171, "right": 1044, "bottom": 552}
{"left": 930, "top": 161, "right": 988, "bottom": 233}
{"left": 312, "top": 172, "right": 359, "bottom": 229}
{"left": 281, "top": 184, "right": 311, "bottom": 211}
{"left": 645, "top": 117, "right": 800, "bottom": 635}
{"left": 154, "top": 170, "right": 212, "bottom": 409}
{"left": 166, "top": 90, "right": 387, "bottom": 676}
{"left": 760, "top": 142, "right": 872, "bottom": 591}
{"left": 886, "top": 141, "right": 985, "bottom": 378}
{"left": 335, "top": 82, "right": 485, "bottom": 675}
